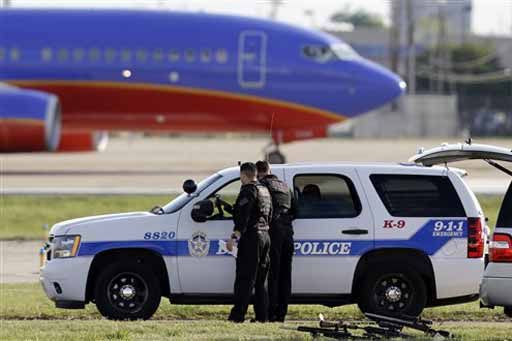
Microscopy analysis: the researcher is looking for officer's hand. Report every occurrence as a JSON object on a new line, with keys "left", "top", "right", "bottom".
{"left": 227, "top": 231, "right": 240, "bottom": 251}
{"left": 226, "top": 238, "right": 235, "bottom": 252}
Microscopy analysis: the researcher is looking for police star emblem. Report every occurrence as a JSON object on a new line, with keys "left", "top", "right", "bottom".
{"left": 188, "top": 231, "right": 210, "bottom": 257}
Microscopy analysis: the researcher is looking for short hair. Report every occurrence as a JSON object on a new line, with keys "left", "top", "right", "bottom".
{"left": 256, "top": 160, "right": 270, "bottom": 174}
{"left": 240, "top": 162, "right": 257, "bottom": 177}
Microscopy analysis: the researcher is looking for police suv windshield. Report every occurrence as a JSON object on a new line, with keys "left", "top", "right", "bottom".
{"left": 163, "top": 173, "right": 222, "bottom": 214}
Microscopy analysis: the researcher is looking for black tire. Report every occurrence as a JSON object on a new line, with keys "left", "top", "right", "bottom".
{"left": 505, "top": 307, "right": 512, "bottom": 318}
{"left": 357, "top": 264, "right": 427, "bottom": 317}
{"left": 266, "top": 150, "right": 286, "bottom": 164}
{"left": 94, "top": 261, "right": 161, "bottom": 320}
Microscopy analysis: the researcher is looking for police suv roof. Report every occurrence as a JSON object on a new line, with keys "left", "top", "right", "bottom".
{"left": 217, "top": 162, "right": 461, "bottom": 177}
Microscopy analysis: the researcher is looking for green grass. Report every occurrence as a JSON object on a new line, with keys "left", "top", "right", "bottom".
{"left": 0, "top": 194, "right": 505, "bottom": 240}
{"left": 2, "top": 320, "right": 511, "bottom": 341}
{"left": 0, "top": 284, "right": 511, "bottom": 340}
{"left": 1, "top": 283, "right": 511, "bottom": 322}
{"left": 0, "top": 195, "right": 173, "bottom": 240}
{"left": 1, "top": 320, "right": 309, "bottom": 341}
{"left": 478, "top": 194, "right": 502, "bottom": 230}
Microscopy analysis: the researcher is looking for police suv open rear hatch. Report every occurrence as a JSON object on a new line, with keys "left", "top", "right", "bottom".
{"left": 409, "top": 142, "right": 512, "bottom": 175}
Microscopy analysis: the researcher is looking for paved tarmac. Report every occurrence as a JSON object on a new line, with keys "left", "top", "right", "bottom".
{"left": 1, "top": 241, "right": 41, "bottom": 283}
{"left": 2, "top": 136, "right": 511, "bottom": 194}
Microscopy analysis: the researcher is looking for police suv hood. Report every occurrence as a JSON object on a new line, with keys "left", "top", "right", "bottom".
{"left": 49, "top": 212, "right": 154, "bottom": 236}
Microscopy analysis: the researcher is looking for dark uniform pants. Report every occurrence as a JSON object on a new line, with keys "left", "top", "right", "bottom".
{"left": 268, "top": 221, "right": 294, "bottom": 321}
{"left": 229, "top": 230, "right": 270, "bottom": 322}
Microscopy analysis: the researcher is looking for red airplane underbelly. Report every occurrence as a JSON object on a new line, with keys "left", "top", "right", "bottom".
{"left": 11, "top": 81, "right": 345, "bottom": 142}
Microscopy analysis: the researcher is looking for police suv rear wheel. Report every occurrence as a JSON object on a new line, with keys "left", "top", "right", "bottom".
{"left": 358, "top": 265, "right": 427, "bottom": 317}
{"left": 94, "top": 261, "right": 161, "bottom": 320}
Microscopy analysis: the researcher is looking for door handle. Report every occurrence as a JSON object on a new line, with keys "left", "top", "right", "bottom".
{"left": 342, "top": 228, "right": 368, "bottom": 235}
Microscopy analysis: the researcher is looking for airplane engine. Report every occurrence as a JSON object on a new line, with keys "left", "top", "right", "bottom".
{"left": 0, "top": 86, "right": 61, "bottom": 152}
{"left": 58, "top": 131, "right": 108, "bottom": 152}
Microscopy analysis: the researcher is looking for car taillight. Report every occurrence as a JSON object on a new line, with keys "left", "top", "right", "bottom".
{"left": 468, "top": 217, "right": 484, "bottom": 258}
{"left": 489, "top": 233, "right": 512, "bottom": 263}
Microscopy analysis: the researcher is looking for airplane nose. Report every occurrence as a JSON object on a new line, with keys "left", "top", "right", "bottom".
{"left": 346, "top": 59, "right": 406, "bottom": 114}
{"left": 366, "top": 61, "right": 406, "bottom": 103}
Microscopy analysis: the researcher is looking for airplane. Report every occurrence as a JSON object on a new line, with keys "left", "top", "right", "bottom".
{"left": 0, "top": 9, "right": 406, "bottom": 163}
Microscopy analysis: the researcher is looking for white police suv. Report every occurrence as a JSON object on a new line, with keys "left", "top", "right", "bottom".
{"left": 41, "top": 144, "right": 494, "bottom": 320}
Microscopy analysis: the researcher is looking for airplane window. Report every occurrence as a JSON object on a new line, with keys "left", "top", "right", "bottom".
{"left": 200, "top": 49, "right": 212, "bottom": 63}
{"left": 169, "top": 71, "right": 179, "bottom": 83}
{"left": 10, "top": 48, "right": 20, "bottom": 61}
{"left": 89, "top": 48, "right": 101, "bottom": 62}
{"left": 136, "top": 49, "right": 148, "bottom": 62}
{"left": 184, "top": 49, "right": 195, "bottom": 62}
{"left": 216, "top": 49, "right": 228, "bottom": 63}
{"left": 121, "top": 49, "right": 132, "bottom": 62}
{"left": 302, "top": 45, "right": 331, "bottom": 63}
{"left": 41, "top": 48, "right": 52, "bottom": 62}
{"left": 302, "top": 43, "right": 359, "bottom": 63}
{"left": 72, "top": 48, "right": 85, "bottom": 62}
{"left": 0, "top": 47, "right": 5, "bottom": 61}
{"left": 153, "top": 49, "right": 164, "bottom": 62}
{"left": 168, "top": 50, "right": 180, "bottom": 62}
{"left": 330, "top": 43, "right": 359, "bottom": 60}
{"left": 105, "top": 48, "right": 117, "bottom": 62}
{"left": 57, "top": 48, "right": 69, "bottom": 62}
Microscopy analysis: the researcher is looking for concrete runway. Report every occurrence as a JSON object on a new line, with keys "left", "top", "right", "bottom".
{"left": 1, "top": 241, "right": 41, "bottom": 283}
{"left": 3, "top": 136, "right": 511, "bottom": 194}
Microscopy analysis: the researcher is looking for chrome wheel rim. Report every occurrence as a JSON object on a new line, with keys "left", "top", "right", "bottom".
{"left": 373, "top": 274, "right": 413, "bottom": 313}
{"left": 107, "top": 272, "right": 148, "bottom": 314}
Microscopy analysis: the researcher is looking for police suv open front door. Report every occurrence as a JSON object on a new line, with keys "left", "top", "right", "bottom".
{"left": 176, "top": 176, "right": 241, "bottom": 294}
{"left": 284, "top": 166, "right": 374, "bottom": 294}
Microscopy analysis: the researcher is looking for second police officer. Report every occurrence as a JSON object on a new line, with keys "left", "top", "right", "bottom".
{"left": 256, "top": 160, "right": 294, "bottom": 322}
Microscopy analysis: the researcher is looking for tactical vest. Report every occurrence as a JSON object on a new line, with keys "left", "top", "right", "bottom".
{"left": 260, "top": 175, "right": 291, "bottom": 219}
{"left": 255, "top": 183, "right": 272, "bottom": 227}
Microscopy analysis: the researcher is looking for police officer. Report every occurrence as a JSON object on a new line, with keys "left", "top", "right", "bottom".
{"left": 227, "top": 162, "right": 272, "bottom": 323}
{"left": 256, "top": 160, "right": 294, "bottom": 322}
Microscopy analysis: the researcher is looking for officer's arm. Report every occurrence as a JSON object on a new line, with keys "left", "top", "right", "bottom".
{"left": 222, "top": 200, "right": 234, "bottom": 215}
{"left": 233, "top": 186, "right": 256, "bottom": 235}
{"left": 289, "top": 189, "right": 297, "bottom": 220}
{"left": 268, "top": 198, "right": 274, "bottom": 225}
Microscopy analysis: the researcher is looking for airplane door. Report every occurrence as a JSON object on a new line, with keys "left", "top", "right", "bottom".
{"left": 238, "top": 31, "right": 267, "bottom": 88}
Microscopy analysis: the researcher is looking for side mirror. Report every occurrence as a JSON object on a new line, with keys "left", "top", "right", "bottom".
{"left": 191, "top": 200, "right": 214, "bottom": 223}
{"left": 183, "top": 179, "right": 197, "bottom": 194}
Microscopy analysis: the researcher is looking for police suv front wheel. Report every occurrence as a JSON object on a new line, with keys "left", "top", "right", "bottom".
{"left": 358, "top": 265, "right": 427, "bottom": 318}
{"left": 94, "top": 261, "right": 161, "bottom": 320}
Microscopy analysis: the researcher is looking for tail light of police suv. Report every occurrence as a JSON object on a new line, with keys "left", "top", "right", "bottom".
{"left": 489, "top": 233, "right": 512, "bottom": 263}
{"left": 468, "top": 217, "right": 484, "bottom": 258}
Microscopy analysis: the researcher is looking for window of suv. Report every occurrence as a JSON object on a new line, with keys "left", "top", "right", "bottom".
{"left": 206, "top": 179, "right": 241, "bottom": 220}
{"left": 293, "top": 174, "right": 361, "bottom": 219}
{"left": 370, "top": 174, "right": 466, "bottom": 217}
{"left": 162, "top": 173, "right": 222, "bottom": 214}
